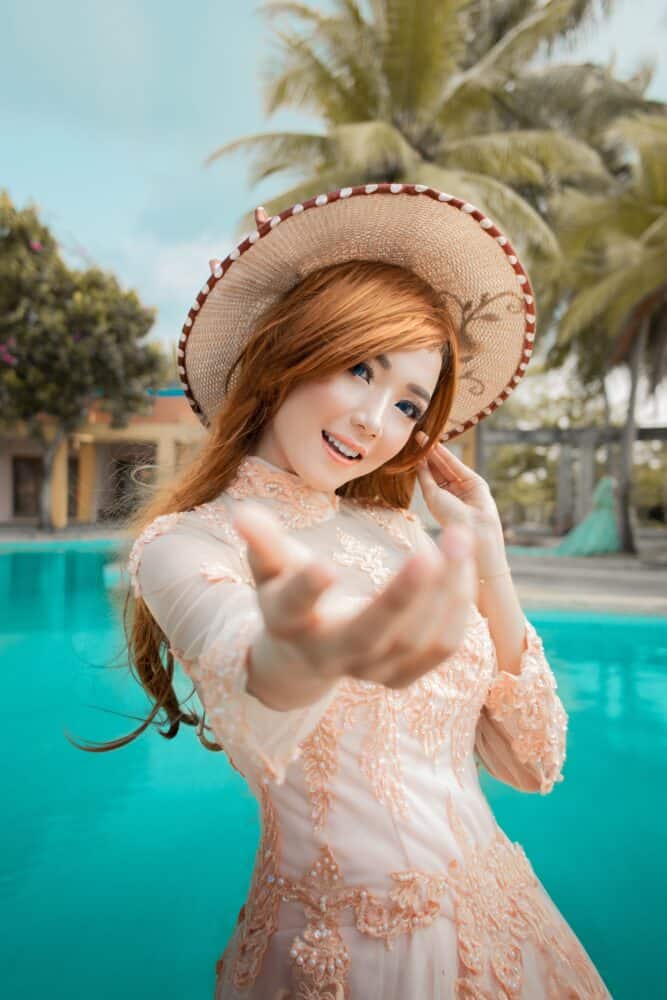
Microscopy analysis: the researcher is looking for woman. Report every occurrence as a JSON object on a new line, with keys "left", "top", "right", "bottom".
{"left": 116, "top": 186, "right": 611, "bottom": 997}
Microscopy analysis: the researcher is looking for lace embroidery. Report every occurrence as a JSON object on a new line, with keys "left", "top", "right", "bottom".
{"left": 228, "top": 791, "right": 610, "bottom": 998}
{"left": 226, "top": 455, "right": 340, "bottom": 527}
{"left": 193, "top": 500, "right": 239, "bottom": 541}
{"left": 193, "top": 502, "right": 254, "bottom": 584}
{"left": 331, "top": 527, "right": 393, "bottom": 589}
{"left": 199, "top": 561, "right": 247, "bottom": 586}
{"left": 299, "top": 612, "right": 496, "bottom": 826}
{"left": 281, "top": 846, "right": 449, "bottom": 997}
{"left": 484, "top": 618, "right": 568, "bottom": 794}
{"left": 354, "top": 505, "right": 417, "bottom": 551}
{"left": 192, "top": 611, "right": 289, "bottom": 783}
{"left": 337, "top": 682, "right": 408, "bottom": 817}
{"left": 229, "top": 783, "right": 282, "bottom": 990}
{"left": 300, "top": 702, "right": 342, "bottom": 832}
{"left": 127, "top": 512, "right": 187, "bottom": 597}
{"left": 445, "top": 794, "right": 610, "bottom": 998}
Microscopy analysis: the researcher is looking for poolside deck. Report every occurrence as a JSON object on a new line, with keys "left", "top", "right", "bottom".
{"left": 507, "top": 551, "right": 666, "bottom": 616}
{"left": 1, "top": 523, "right": 665, "bottom": 616}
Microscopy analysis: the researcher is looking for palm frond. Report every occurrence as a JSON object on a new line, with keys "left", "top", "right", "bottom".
{"left": 204, "top": 131, "right": 331, "bottom": 184}
{"left": 438, "top": 0, "right": 579, "bottom": 116}
{"left": 495, "top": 63, "right": 665, "bottom": 139}
{"left": 558, "top": 243, "right": 666, "bottom": 347}
{"left": 413, "top": 162, "right": 561, "bottom": 263}
{"left": 641, "top": 212, "right": 667, "bottom": 250}
{"left": 443, "top": 129, "right": 610, "bottom": 188}
{"left": 551, "top": 188, "right": 661, "bottom": 257}
{"left": 379, "top": 0, "right": 469, "bottom": 117}
{"left": 260, "top": 30, "right": 373, "bottom": 123}
{"left": 259, "top": 1, "right": 385, "bottom": 120}
{"left": 603, "top": 114, "right": 667, "bottom": 205}
{"left": 327, "top": 121, "right": 421, "bottom": 176}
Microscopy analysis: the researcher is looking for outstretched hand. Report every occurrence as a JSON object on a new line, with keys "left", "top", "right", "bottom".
{"left": 232, "top": 502, "right": 477, "bottom": 709}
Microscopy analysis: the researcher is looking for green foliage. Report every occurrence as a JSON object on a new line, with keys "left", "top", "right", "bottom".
{"left": 0, "top": 191, "right": 168, "bottom": 443}
{"left": 206, "top": 0, "right": 666, "bottom": 345}
{"left": 550, "top": 114, "right": 667, "bottom": 393}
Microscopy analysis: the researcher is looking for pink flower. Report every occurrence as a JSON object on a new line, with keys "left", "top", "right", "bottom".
{"left": 0, "top": 345, "right": 18, "bottom": 366}
{"left": 29, "top": 240, "right": 43, "bottom": 252}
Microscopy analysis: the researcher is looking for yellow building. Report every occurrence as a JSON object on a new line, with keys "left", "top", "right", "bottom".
{"left": 0, "top": 387, "right": 476, "bottom": 529}
{"left": 0, "top": 389, "right": 203, "bottom": 529}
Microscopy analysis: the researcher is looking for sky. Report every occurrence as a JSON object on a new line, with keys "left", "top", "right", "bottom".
{"left": 2, "top": 0, "right": 666, "bottom": 421}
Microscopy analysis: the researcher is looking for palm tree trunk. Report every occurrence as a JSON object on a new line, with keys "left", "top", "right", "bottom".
{"left": 617, "top": 318, "right": 648, "bottom": 554}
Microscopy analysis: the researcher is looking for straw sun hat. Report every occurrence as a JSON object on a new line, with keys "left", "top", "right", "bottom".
{"left": 177, "top": 182, "right": 537, "bottom": 442}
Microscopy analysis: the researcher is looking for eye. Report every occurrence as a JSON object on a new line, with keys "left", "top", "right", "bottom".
{"left": 397, "top": 400, "right": 423, "bottom": 421}
{"left": 348, "top": 361, "right": 424, "bottom": 423}
{"left": 349, "top": 360, "right": 372, "bottom": 382}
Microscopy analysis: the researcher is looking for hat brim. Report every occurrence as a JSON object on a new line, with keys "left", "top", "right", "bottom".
{"left": 178, "top": 183, "right": 536, "bottom": 441}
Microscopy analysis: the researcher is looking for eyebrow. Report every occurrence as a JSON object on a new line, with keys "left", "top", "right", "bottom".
{"left": 373, "top": 354, "right": 433, "bottom": 405}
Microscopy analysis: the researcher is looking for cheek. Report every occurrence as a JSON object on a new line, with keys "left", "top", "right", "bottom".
{"left": 296, "top": 376, "right": 358, "bottom": 416}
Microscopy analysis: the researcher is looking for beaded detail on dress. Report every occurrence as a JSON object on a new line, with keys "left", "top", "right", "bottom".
{"left": 127, "top": 512, "right": 188, "bottom": 597}
{"left": 226, "top": 455, "right": 341, "bottom": 527}
{"left": 353, "top": 504, "right": 417, "bottom": 551}
{"left": 484, "top": 620, "right": 568, "bottom": 794}
{"left": 445, "top": 795, "right": 609, "bottom": 999}
{"left": 223, "top": 788, "right": 608, "bottom": 1000}
{"left": 332, "top": 527, "right": 394, "bottom": 589}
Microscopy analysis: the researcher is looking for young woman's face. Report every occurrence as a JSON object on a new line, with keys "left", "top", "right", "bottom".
{"left": 254, "top": 347, "right": 443, "bottom": 492}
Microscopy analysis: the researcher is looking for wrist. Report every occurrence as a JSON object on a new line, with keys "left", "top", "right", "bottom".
{"left": 245, "top": 629, "right": 336, "bottom": 712}
{"left": 475, "top": 530, "right": 508, "bottom": 576}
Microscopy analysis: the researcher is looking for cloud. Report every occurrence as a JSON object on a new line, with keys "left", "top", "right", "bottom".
{"left": 110, "top": 230, "right": 235, "bottom": 346}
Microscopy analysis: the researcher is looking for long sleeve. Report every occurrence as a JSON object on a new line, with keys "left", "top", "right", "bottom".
{"left": 399, "top": 510, "right": 568, "bottom": 795}
{"left": 474, "top": 617, "right": 568, "bottom": 794}
{"left": 128, "top": 515, "right": 340, "bottom": 786}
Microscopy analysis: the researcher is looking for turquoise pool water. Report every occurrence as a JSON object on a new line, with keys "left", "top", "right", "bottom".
{"left": 1, "top": 545, "right": 665, "bottom": 999}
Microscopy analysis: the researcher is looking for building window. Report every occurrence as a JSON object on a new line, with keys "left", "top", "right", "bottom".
{"left": 12, "top": 456, "right": 44, "bottom": 517}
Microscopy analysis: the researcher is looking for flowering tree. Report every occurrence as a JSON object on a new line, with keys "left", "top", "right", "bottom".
{"left": 0, "top": 191, "right": 168, "bottom": 529}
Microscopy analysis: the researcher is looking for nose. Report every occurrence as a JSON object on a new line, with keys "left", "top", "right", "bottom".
{"left": 352, "top": 403, "right": 385, "bottom": 440}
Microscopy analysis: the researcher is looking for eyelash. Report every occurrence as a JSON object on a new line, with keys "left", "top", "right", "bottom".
{"left": 348, "top": 361, "right": 424, "bottom": 421}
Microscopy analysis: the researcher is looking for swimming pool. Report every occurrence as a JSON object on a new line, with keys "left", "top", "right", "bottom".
{"left": 1, "top": 544, "right": 664, "bottom": 998}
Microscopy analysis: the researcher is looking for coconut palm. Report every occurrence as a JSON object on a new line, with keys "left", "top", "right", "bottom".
{"left": 548, "top": 114, "right": 667, "bottom": 552}
{"left": 206, "top": 0, "right": 620, "bottom": 313}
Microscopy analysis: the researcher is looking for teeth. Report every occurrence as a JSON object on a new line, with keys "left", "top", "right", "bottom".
{"left": 323, "top": 430, "right": 360, "bottom": 459}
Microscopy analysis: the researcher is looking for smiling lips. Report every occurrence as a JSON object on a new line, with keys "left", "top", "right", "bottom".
{"left": 321, "top": 429, "right": 365, "bottom": 463}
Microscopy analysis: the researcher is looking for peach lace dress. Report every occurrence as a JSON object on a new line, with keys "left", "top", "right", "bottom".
{"left": 129, "top": 455, "right": 612, "bottom": 1000}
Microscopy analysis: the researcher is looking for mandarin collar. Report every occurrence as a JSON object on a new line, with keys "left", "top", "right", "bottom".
{"left": 226, "top": 454, "right": 341, "bottom": 522}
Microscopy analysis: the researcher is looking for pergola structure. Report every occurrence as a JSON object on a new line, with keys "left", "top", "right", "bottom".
{"left": 473, "top": 423, "right": 667, "bottom": 533}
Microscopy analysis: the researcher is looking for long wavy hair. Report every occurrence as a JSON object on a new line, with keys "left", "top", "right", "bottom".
{"left": 68, "top": 260, "right": 460, "bottom": 754}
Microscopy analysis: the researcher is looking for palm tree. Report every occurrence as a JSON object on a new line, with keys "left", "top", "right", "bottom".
{"left": 206, "top": 0, "right": 622, "bottom": 313}
{"left": 548, "top": 114, "right": 667, "bottom": 552}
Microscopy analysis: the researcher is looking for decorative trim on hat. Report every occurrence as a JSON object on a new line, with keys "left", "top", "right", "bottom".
{"left": 178, "top": 183, "right": 537, "bottom": 438}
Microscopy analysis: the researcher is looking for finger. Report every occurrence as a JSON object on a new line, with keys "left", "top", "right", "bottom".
{"left": 232, "top": 503, "right": 304, "bottom": 585}
{"left": 209, "top": 257, "right": 222, "bottom": 274}
{"left": 330, "top": 553, "right": 425, "bottom": 662}
{"left": 366, "top": 544, "right": 444, "bottom": 663}
{"left": 266, "top": 562, "right": 336, "bottom": 636}
{"left": 415, "top": 430, "right": 466, "bottom": 480}
{"left": 417, "top": 463, "right": 472, "bottom": 525}
{"left": 384, "top": 525, "right": 476, "bottom": 686}
{"left": 423, "top": 445, "right": 462, "bottom": 485}
{"left": 381, "top": 525, "right": 470, "bottom": 663}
